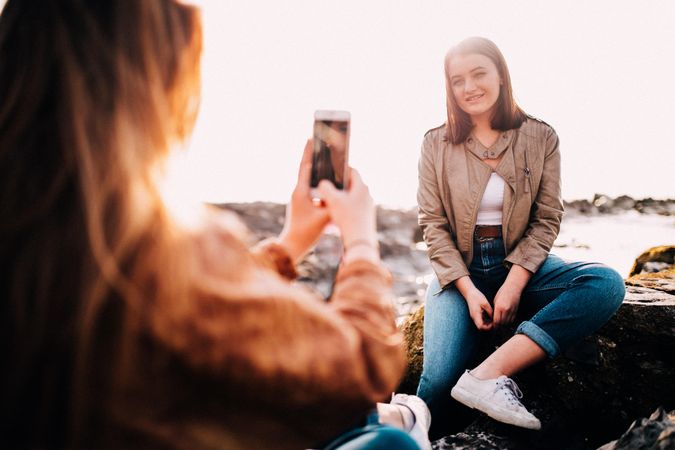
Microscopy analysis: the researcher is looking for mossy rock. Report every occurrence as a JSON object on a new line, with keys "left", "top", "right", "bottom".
{"left": 626, "top": 269, "right": 675, "bottom": 294}
{"left": 398, "top": 305, "right": 425, "bottom": 394}
{"left": 629, "top": 246, "right": 675, "bottom": 277}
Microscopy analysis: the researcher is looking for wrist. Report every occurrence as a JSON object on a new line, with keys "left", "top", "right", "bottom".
{"left": 344, "top": 237, "right": 379, "bottom": 251}
{"left": 342, "top": 238, "right": 380, "bottom": 264}
{"left": 504, "top": 265, "right": 531, "bottom": 292}
{"left": 465, "top": 290, "right": 484, "bottom": 305}
{"left": 277, "top": 231, "right": 303, "bottom": 262}
{"left": 455, "top": 276, "right": 478, "bottom": 298}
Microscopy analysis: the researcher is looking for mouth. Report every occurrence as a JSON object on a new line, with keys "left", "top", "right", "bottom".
{"left": 465, "top": 93, "right": 484, "bottom": 102}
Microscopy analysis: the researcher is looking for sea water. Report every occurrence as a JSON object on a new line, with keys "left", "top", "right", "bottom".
{"left": 553, "top": 211, "right": 675, "bottom": 277}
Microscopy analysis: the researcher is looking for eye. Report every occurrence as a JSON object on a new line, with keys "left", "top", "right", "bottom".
{"left": 452, "top": 79, "right": 463, "bottom": 87}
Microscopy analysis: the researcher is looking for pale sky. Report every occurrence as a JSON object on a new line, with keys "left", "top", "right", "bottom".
{"left": 3, "top": 1, "right": 674, "bottom": 208}
{"left": 179, "top": 0, "right": 675, "bottom": 208}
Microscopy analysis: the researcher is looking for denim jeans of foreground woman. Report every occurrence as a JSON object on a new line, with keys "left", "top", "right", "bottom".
{"left": 416, "top": 237, "right": 625, "bottom": 436}
{"left": 320, "top": 412, "right": 420, "bottom": 450}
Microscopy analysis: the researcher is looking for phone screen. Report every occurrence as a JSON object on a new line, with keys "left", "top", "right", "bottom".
{"left": 311, "top": 111, "right": 350, "bottom": 191}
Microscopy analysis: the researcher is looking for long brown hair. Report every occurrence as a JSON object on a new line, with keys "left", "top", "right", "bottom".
{"left": 0, "top": 0, "right": 202, "bottom": 447}
{"left": 444, "top": 37, "right": 526, "bottom": 144}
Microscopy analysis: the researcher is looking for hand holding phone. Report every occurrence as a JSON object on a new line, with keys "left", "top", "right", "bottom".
{"left": 315, "top": 168, "right": 379, "bottom": 264}
{"left": 310, "top": 110, "right": 350, "bottom": 198}
{"left": 278, "top": 140, "right": 331, "bottom": 262}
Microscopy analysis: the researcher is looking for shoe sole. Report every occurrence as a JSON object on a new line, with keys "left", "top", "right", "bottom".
{"left": 450, "top": 385, "right": 541, "bottom": 430}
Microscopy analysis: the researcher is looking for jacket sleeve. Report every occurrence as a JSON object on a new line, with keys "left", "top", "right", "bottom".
{"left": 417, "top": 134, "right": 469, "bottom": 288}
{"left": 505, "top": 126, "right": 564, "bottom": 273}
{"left": 250, "top": 238, "right": 299, "bottom": 280}
{"left": 151, "top": 223, "right": 406, "bottom": 441}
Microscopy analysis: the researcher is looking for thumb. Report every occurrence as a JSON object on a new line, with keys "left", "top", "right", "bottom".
{"left": 316, "top": 179, "right": 339, "bottom": 202}
{"left": 482, "top": 301, "right": 494, "bottom": 318}
{"left": 296, "top": 139, "right": 313, "bottom": 189}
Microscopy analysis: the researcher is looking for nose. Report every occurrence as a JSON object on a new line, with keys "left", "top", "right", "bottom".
{"left": 464, "top": 77, "right": 476, "bottom": 93}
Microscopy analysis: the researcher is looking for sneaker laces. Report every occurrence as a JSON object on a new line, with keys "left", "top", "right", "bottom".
{"left": 494, "top": 377, "right": 524, "bottom": 407}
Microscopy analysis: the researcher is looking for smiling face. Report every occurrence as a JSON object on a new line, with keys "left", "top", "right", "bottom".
{"left": 447, "top": 52, "right": 502, "bottom": 123}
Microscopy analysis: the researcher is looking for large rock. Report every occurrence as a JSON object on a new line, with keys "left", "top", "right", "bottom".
{"left": 597, "top": 407, "right": 675, "bottom": 450}
{"left": 625, "top": 270, "right": 675, "bottom": 295}
{"left": 400, "top": 282, "right": 675, "bottom": 449}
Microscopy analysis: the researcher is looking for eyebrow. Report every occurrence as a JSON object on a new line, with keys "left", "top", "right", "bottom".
{"left": 450, "top": 66, "right": 487, "bottom": 80}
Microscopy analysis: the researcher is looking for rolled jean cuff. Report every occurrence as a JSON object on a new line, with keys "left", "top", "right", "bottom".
{"left": 516, "top": 321, "right": 560, "bottom": 358}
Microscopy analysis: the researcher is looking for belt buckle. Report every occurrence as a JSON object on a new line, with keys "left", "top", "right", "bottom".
{"left": 474, "top": 226, "right": 499, "bottom": 242}
{"left": 475, "top": 234, "right": 493, "bottom": 243}
{"left": 474, "top": 229, "right": 488, "bottom": 242}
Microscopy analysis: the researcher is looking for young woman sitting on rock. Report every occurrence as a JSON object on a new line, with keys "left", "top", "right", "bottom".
{"left": 415, "top": 36, "right": 626, "bottom": 436}
{"left": 0, "top": 1, "right": 430, "bottom": 449}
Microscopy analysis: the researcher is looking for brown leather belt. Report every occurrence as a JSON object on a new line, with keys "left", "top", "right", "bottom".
{"left": 474, "top": 225, "right": 502, "bottom": 240}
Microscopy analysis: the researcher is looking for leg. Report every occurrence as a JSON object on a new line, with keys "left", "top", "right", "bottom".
{"left": 515, "top": 255, "right": 625, "bottom": 358}
{"left": 327, "top": 427, "right": 420, "bottom": 450}
{"left": 471, "top": 334, "right": 545, "bottom": 379}
{"left": 416, "top": 275, "right": 479, "bottom": 436}
{"left": 475, "top": 255, "right": 625, "bottom": 377}
{"left": 323, "top": 412, "right": 420, "bottom": 450}
{"left": 451, "top": 256, "right": 624, "bottom": 430}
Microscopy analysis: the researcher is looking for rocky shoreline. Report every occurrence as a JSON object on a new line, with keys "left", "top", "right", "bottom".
{"left": 564, "top": 195, "right": 675, "bottom": 217}
{"left": 217, "top": 195, "right": 675, "bottom": 324}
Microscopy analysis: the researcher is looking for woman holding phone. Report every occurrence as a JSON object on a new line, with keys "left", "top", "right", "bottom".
{"left": 415, "top": 37, "right": 625, "bottom": 434}
{"left": 0, "top": 1, "right": 430, "bottom": 449}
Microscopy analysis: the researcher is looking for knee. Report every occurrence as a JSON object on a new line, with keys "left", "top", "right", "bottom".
{"left": 586, "top": 265, "right": 626, "bottom": 312}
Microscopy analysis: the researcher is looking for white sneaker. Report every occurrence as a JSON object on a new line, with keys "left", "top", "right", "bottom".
{"left": 450, "top": 370, "right": 541, "bottom": 430}
{"left": 390, "top": 393, "right": 432, "bottom": 450}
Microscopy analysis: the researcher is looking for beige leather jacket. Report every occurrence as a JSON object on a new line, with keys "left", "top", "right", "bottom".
{"left": 417, "top": 118, "right": 563, "bottom": 288}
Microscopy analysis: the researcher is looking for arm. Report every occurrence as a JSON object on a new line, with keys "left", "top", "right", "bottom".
{"left": 495, "top": 127, "right": 562, "bottom": 326}
{"left": 492, "top": 263, "right": 532, "bottom": 327}
{"left": 504, "top": 126, "right": 564, "bottom": 273}
{"left": 417, "top": 134, "right": 469, "bottom": 288}
{"left": 169, "top": 218, "right": 404, "bottom": 441}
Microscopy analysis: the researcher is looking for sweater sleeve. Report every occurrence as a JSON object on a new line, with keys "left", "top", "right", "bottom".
{"left": 148, "top": 221, "right": 406, "bottom": 443}
{"left": 250, "top": 238, "right": 298, "bottom": 280}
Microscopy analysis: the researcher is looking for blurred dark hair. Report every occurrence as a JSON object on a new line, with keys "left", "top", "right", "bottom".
{"left": 0, "top": 0, "right": 202, "bottom": 447}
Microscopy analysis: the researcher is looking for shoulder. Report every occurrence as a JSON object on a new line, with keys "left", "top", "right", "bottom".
{"left": 423, "top": 123, "right": 448, "bottom": 144}
{"left": 189, "top": 207, "right": 255, "bottom": 274}
{"left": 420, "top": 124, "right": 449, "bottom": 165}
{"left": 517, "top": 115, "right": 557, "bottom": 140}
{"left": 424, "top": 123, "right": 446, "bottom": 139}
{"left": 421, "top": 124, "right": 447, "bottom": 150}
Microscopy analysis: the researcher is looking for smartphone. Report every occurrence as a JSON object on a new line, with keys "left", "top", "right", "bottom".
{"left": 310, "top": 110, "right": 350, "bottom": 198}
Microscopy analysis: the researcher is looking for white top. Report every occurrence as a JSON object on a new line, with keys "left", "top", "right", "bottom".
{"left": 476, "top": 172, "right": 505, "bottom": 225}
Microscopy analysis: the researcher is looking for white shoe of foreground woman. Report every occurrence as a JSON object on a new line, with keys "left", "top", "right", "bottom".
{"left": 388, "top": 393, "right": 432, "bottom": 450}
{"left": 451, "top": 370, "right": 541, "bottom": 430}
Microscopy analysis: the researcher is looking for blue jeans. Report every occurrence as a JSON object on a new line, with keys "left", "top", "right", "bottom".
{"left": 321, "top": 413, "right": 420, "bottom": 450}
{"left": 416, "top": 237, "right": 624, "bottom": 433}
